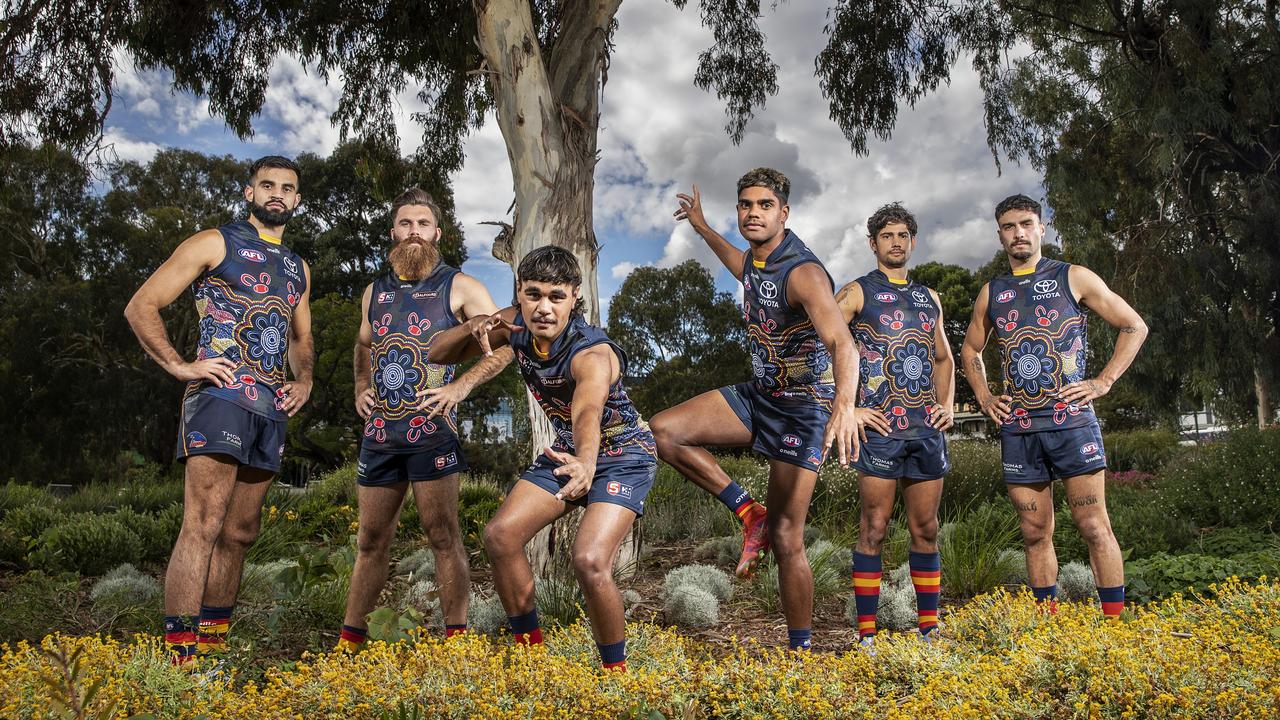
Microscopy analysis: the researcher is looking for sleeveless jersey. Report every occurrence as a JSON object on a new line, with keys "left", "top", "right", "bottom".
{"left": 851, "top": 270, "right": 941, "bottom": 439}
{"left": 740, "top": 230, "right": 836, "bottom": 402}
{"left": 362, "top": 265, "right": 461, "bottom": 453}
{"left": 987, "top": 258, "right": 1095, "bottom": 433}
{"left": 511, "top": 313, "right": 655, "bottom": 458}
{"left": 189, "top": 220, "right": 306, "bottom": 420}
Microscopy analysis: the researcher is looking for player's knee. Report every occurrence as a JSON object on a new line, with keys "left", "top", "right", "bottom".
{"left": 423, "top": 517, "right": 462, "bottom": 553}
{"left": 178, "top": 509, "right": 225, "bottom": 548}
{"left": 483, "top": 520, "right": 517, "bottom": 559}
{"left": 571, "top": 546, "right": 612, "bottom": 585}
{"left": 1075, "top": 514, "right": 1115, "bottom": 548}
{"left": 860, "top": 515, "right": 890, "bottom": 551}
{"left": 769, "top": 520, "right": 806, "bottom": 560}
{"left": 1019, "top": 519, "right": 1053, "bottom": 546}
{"left": 649, "top": 413, "right": 680, "bottom": 455}
{"left": 218, "top": 518, "right": 261, "bottom": 553}
{"left": 909, "top": 516, "right": 939, "bottom": 546}
{"left": 356, "top": 524, "right": 395, "bottom": 558}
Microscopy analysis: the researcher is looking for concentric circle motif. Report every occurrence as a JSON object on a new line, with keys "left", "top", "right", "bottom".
{"left": 373, "top": 334, "right": 427, "bottom": 420}
{"left": 884, "top": 329, "right": 933, "bottom": 408}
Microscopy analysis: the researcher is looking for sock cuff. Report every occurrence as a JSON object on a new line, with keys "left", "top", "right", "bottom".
{"left": 445, "top": 624, "right": 468, "bottom": 638}
{"left": 908, "top": 551, "right": 941, "bottom": 572}
{"left": 340, "top": 625, "right": 369, "bottom": 643}
{"left": 597, "top": 639, "right": 626, "bottom": 665}
{"left": 717, "top": 482, "right": 753, "bottom": 514}
{"left": 199, "top": 604, "right": 235, "bottom": 621}
{"left": 852, "top": 551, "right": 883, "bottom": 573}
{"left": 1097, "top": 585, "right": 1125, "bottom": 602}
{"left": 1031, "top": 584, "right": 1059, "bottom": 602}
{"left": 509, "top": 609, "right": 540, "bottom": 635}
{"left": 163, "top": 615, "right": 198, "bottom": 634}
{"left": 787, "top": 627, "right": 812, "bottom": 650}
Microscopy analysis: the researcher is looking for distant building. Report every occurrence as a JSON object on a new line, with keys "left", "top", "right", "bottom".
{"left": 461, "top": 398, "right": 516, "bottom": 440}
{"left": 1178, "top": 406, "right": 1229, "bottom": 444}
{"left": 947, "top": 410, "right": 989, "bottom": 441}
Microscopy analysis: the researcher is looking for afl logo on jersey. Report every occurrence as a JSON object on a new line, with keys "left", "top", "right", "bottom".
{"left": 782, "top": 434, "right": 802, "bottom": 447}
{"left": 758, "top": 281, "right": 779, "bottom": 300}
{"left": 996, "top": 289, "right": 1016, "bottom": 303}
{"left": 875, "top": 292, "right": 898, "bottom": 303}
{"left": 238, "top": 248, "right": 267, "bottom": 263}
{"left": 1034, "top": 280, "right": 1058, "bottom": 294}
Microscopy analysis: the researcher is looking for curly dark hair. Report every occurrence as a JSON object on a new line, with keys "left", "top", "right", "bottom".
{"left": 866, "top": 202, "right": 918, "bottom": 238}
{"left": 736, "top": 167, "right": 790, "bottom": 204}
{"left": 248, "top": 155, "right": 300, "bottom": 183}
{"left": 994, "top": 194, "right": 1042, "bottom": 221}
{"left": 517, "top": 246, "right": 585, "bottom": 315}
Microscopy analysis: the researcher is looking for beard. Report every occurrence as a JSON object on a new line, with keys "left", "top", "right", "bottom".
{"left": 389, "top": 238, "right": 440, "bottom": 280}
{"left": 883, "top": 254, "right": 908, "bottom": 269}
{"left": 1008, "top": 246, "right": 1034, "bottom": 261}
{"left": 248, "top": 200, "right": 296, "bottom": 227}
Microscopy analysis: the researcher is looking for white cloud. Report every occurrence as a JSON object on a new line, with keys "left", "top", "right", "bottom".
{"left": 133, "top": 97, "right": 160, "bottom": 117}
{"left": 611, "top": 261, "right": 642, "bottom": 279}
{"left": 100, "top": 127, "right": 162, "bottom": 163}
{"left": 261, "top": 56, "right": 342, "bottom": 155}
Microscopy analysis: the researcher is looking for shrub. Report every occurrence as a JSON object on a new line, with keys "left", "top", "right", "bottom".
{"left": 1057, "top": 561, "right": 1096, "bottom": 601}
{"left": 663, "top": 564, "right": 733, "bottom": 603}
{"left": 1156, "top": 428, "right": 1280, "bottom": 529}
{"left": 400, "top": 580, "right": 441, "bottom": 621}
{"left": 1196, "top": 527, "right": 1277, "bottom": 557}
{"left": 695, "top": 535, "right": 740, "bottom": 569}
{"left": 534, "top": 576, "right": 583, "bottom": 627}
{"left": 0, "top": 524, "right": 26, "bottom": 568}
{"left": 396, "top": 547, "right": 437, "bottom": 578}
{"left": 457, "top": 479, "right": 503, "bottom": 550}
{"left": 1057, "top": 494, "right": 1197, "bottom": 562}
{"left": 749, "top": 539, "right": 849, "bottom": 613}
{"left": 939, "top": 441, "right": 1003, "bottom": 516}
{"left": 0, "top": 482, "right": 51, "bottom": 519}
{"left": 663, "top": 585, "right": 719, "bottom": 628}
{"left": 59, "top": 480, "right": 183, "bottom": 515}
{"left": 1103, "top": 430, "right": 1181, "bottom": 472}
{"left": 997, "top": 548, "right": 1028, "bottom": 585}
{"left": 0, "top": 571, "right": 82, "bottom": 642}
{"left": 90, "top": 563, "right": 161, "bottom": 622}
{"left": 643, "top": 465, "right": 729, "bottom": 541}
{"left": 857, "top": 562, "right": 917, "bottom": 632}
{"left": 939, "top": 501, "right": 1021, "bottom": 597}
{"left": 466, "top": 592, "right": 507, "bottom": 635}
{"left": 109, "top": 506, "right": 182, "bottom": 565}
{"left": 2, "top": 504, "right": 66, "bottom": 541}
{"left": 1125, "top": 552, "right": 1249, "bottom": 603}
{"left": 30, "top": 514, "right": 143, "bottom": 576}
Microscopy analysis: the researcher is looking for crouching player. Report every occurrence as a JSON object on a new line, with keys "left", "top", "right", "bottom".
{"left": 428, "top": 246, "right": 656, "bottom": 671}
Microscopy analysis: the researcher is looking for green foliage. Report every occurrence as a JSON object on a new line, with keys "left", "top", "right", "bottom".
{"left": 749, "top": 539, "right": 849, "bottom": 614}
{"left": 456, "top": 480, "right": 503, "bottom": 551}
{"left": 466, "top": 592, "right": 507, "bottom": 636}
{"left": 365, "top": 606, "right": 427, "bottom": 644}
{"left": 1056, "top": 491, "right": 1196, "bottom": 563}
{"left": 1103, "top": 430, "right": 1182, "bottom": 473}
{"left": 58, "top": 480, "right": 184, "bottom": 515}
{"left": 0, "top": 571, "right": 83, "bottom": 643}
{"left": 938, "top": 502, "right": 1022, "bottom": 597}
{"left": 396, "top": 548, "right": 436, "bottom": 579}
{"left": 31, "top": 515, "right": 144, "bottom": 576}
{"left": 694, "top": 535, "right": 741, "bottom": 570}
{"left": 2, "top": 504, "right": 66, "bottom": 542}
{"left": 1156, "top": 428, "right": 1280, "bottom": 529}
{"left": 938, "top": 442, "right": 1003, "bottom": 517}
{"left": 0, "top": 482, "right": 51, "bottom": 519}
{"left": 89, "top": 564, "right": 161, "bottom": 625}
{"left": 1197, "top": 527, "right": 1279, "bottom": 558}
{"left": 108, "top": 506, "right": 183, "bottom": 565}
{"left": 1125, "top": 552, "right": 1252, "bottom": 604}
{"left": 663, "top": 564, "right": 733, "bottom": 603}
{"left": 1056, "top": 561, "right": 1095, "bottom": 602}
{"left": 0, "top": 524, "right": 26, "bottom": 568}
{"left": 643, "top": 465, "right": 729, "bottom": 542}
{"left": 663, "top": 585, "right": 719, "bottom": 629}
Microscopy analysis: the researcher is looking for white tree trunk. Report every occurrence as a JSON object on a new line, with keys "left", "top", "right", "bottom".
{"left": 476, "top": 0, "right": 637, "bottom": 578}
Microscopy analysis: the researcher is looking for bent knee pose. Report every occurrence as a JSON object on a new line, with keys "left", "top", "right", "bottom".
{"left": 837, "top": 203, "right": 955, "bottom": 644}
{"left": 654, "top": 168, "right": 858, "bottom": 650}
{"left": 960, "top": 194, "right": 1147, "bottom": 616}
{"left": 430, "top": 246, "right": 656, "bottom": 671}
{"left": 124, "top": 156, "right": 315, "bottom": 665}
{"left": 337, "top": 188, "right": 512, "bottom": 652}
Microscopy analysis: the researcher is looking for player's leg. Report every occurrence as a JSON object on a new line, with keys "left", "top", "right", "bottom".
{"left": 651, "top": 387, "right": 767, "bottom": 576}
{"left": 571, "top": 502, "right": 638, "bottom": 670}
{"left": 765, "top": 459, "right": 819, "bottom": 650}
{"left": 1063, "top": 469, "right": 1124, "bottom": 617}
{"left": 852, "top": 472, "right": 896, "bottom": 642}
{"left": 164, "top": 453, "right": 239, "bottom": 664}
{"left": 901, "top": 474, "right": 943, "bottom": 636}
{"left": 1007, "top": 481, "right": 1058, "bottom": 609}
{"left": 198, "top": 464, "right": 273, "bottom": 655}
{"left": 482, "top": 478, "right": 568, "bottom": 644}
{"left": 339, "top": 476, "right": 411, "bottom": 650}
{"left": 411, "top": 472, "right": 470, "bottom": 636}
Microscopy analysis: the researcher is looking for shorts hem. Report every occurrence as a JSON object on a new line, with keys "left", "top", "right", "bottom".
{"left": 178, "top": 448, "right": 279, "bottom": 473}
{"left": 759, "top": 452, "right": 822, "bottom": 473}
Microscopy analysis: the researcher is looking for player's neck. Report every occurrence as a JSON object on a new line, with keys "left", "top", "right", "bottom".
{"left": 246, "top": 214, "right": 286, "bottom": 240}
{"left": 877, "top": 263, "right": 909, "bottom": 284}
{"left": 1008, "top": 251, "right": 1042, "bottom": 275}
{"left": 748, "top": 228, "right": 787, "bottom": 264}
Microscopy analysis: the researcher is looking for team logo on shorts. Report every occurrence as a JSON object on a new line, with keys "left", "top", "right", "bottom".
{"left": 378, "top": 291, "right": 396, "bottom": 303}
{"left": 186, "top": 431, "right": 207, "bottom": 448}
{"left": 238, "top": 248, "right": 267, "bottom": 263}
{"left": 781, "top": 434, "right": 802, "bottom": 448}
{"left": 435, "top": 452, "right": 458, "bottom": 470}
{"left": 606, "top": 481, "right": 632, "bottom": 499}
{"left": 995, "top": 289, "right": 1016, "bottom": 303}
{"left": 1080, "top": 442, "right": 1099, "bottom": 455}
{"left": 805, "top": 447, "right": 823, "bottom": 465}
{"left": 875, "top": 292, "right": 898, "bottom": 303}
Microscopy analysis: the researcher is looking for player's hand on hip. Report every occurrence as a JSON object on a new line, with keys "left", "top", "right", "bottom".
{"left": 421, "top": 382, "right": 469, "bottom": 419}
{"left": 854, "top": 407, "right": 892, "bottom": 442}
{"left": 673, "top": 184, "right": 709, "bottom": 232}
{"left": 545, "top": 447, "right": 595, "bottom": 502}
{"left": 928, "top": 404, "right": 954, "bottom": 431}
{"left": 1057, "top": 377, "right": 1111, "bottom": 406}
{"left": 355, "top": 387, "right": 376, "bottom": 419}
{"left": 823, "top": 401, "right": 859, "bottom": 466}
{"left": 979, "top": 393, "right": 1013, "bottom": 424}
{"left": 281, "top": 380, "right": 312, "bottom": 416}
{"left": 170, "top": 357, "right": 238, "bottom": 387}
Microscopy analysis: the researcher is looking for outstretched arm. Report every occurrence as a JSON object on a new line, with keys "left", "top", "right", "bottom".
{"left": 790, "top": 263, "right": 859, "bottom": 466}
{"left": 1059, "top": 265, "right": 1148, "bottom": 405}
{"left": 420, "top": 273, "right": 516, "bottom": 418}
{"left": 124, "top": 229, "right": 237, "bottom": 388}
{"left": 674, "top": 184, "right": 746, "bottom": 277}
{"left": 960, "top": 283, "right": 1010, "bottom": 424}
{"left": 427, "top": 305, "right": 520, "bottom": 364}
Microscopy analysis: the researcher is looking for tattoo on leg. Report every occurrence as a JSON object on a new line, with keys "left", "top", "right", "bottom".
{"left": 1014, "top": 500, "right": 1037, "bottom": 512}
{"left": 1068, "top": 494, "right": 1098, "bottom": 508}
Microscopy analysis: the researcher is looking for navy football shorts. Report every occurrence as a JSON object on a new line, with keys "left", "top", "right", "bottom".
{"left": 720, "top": 381, "right": 833, "bottom": 472}
{"left": 356, "top": 436, "right": 467, "bottom": 486}
{"left": 1000, "top": 422, "right": 1107, "bottom": 484}
{"left": 176, "top": 393, "right": 286, "bottom": 472}
{"left": 521, "top": 445, "right": 656, "bottom": 516}
{"left": 852, "top": 431, "right": 950, "bottom": 481}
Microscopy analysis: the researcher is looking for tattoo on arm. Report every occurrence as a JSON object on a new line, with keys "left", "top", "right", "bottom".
{"left": 1119, "top": 326, "right": 1139, "bottom": 334}
{"left": 970, "top": 356, "right": 985, "bottom": 377}
{"left": 1068, "top": 494, "right": 1099, "bottom": 508}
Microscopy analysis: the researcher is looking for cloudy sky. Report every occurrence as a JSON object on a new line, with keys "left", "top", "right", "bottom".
{"left": 103, "top": 2, "right": 1048, "bottom": 317}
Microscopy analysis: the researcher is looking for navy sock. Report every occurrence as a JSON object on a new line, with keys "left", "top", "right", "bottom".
{"left": 716, "top": 481, "right": 753, "bottom": 514}
{"left": 598, "top": 639, "right": 626, "bottom": 668}
{"left": 1031, "top": 584, "right": 1058, "bottom": 603}
{"left": 787, "top": 627, "right": 812, "bottom": 651}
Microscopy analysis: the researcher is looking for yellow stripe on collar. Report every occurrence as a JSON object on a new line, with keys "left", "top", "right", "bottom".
{"left": 257, "top": 231, "right": 282, "bottom": 246}
{"left": 752, "top": 258, "right": 765, "bottom": 268}
{"left": 532, "top": 339, "right": 550, "bottom": 359}
{"left": 1012, "top": 266, "right": 1036, "bottom": 276}
{"left": 887, "top": 276, "right": 908, "bottom": 285}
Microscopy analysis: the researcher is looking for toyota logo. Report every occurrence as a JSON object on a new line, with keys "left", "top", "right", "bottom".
{"left": 759, "top": 281, "right": 779, "bottom": 299}
{"left": 1034, "top": 280, "right": 1057, "bottom": 294}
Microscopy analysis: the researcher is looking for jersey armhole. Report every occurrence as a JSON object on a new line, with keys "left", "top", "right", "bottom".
{"left": 197, "top": 230, "right": 234, "bottom": 288}
{"left": 441, "top": 269, "right": 463, "bottom": 328}
{"left": 1062, "top": 264, "right": 1086, "bottom": 314}
{"left": 566, "top": 338, "right": 626, "bottom": 383}
{"left": 780, "top": 260, "right": 834, "bottom": 310}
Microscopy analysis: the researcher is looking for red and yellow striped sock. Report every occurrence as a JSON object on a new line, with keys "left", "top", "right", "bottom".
{"left": 336, "top": 624, "right": 368, "bottom": 652}
{"left": 852, "top": 552, "right": 882, "bottom": 638}
{"left": 909, "top": 551, "right": 941, "bottom": 635}
{"left": 164, "top": 615, "right": 199, "bottom": 666}
{"left": 197, "top": 604, "right": 233, "bottom": 656}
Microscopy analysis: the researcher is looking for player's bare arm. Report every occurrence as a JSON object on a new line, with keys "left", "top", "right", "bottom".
{"left": 420, "top": 273, "right": 516, "bottom": 419}
{"left": 674, "top": 183, "right": 746, "bottom": 276}
{"left": 427, "top": 305, "right": 521, "bottom": 364}
{"left": 834, "top": 279, "right": 865, "bottom": 325}
{"left": 352, "top": 283, "right": 376, "bottom": 419}
{"left": 927, "top": 288, "right": 956, "bottom": 431}
{"left": 280, "top": 259, "right": 314, "bottom": 417}
{"left": 789, "top": 263, "right": 860, "bottom": 466}
{"left": 961, "top": 283, "right": 1011, "bottom": 423}
{"left": 124, "top": 229, "right": 237, "bottom": 388}
{"left": 547, "top": 343, "right": 617, "bottom": 501}
{"left": 837, "top": 280, "right": 890, "bottom": 440}
{"left": 1058, "top": 265, "right": 1149, "bottom": 406}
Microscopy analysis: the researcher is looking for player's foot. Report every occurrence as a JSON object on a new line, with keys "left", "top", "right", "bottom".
{"left": 734, "top": 503, "right": 770, "bottom": 577}
{"left": 857, "top": 635, "right": 876, "bottom": 656}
